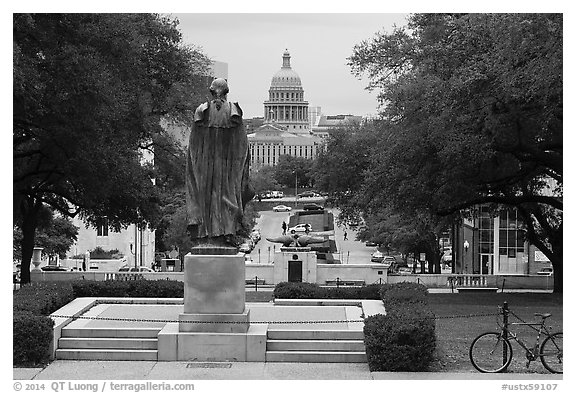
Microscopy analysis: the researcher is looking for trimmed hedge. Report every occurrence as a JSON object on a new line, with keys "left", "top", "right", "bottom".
{"left": 13, "top": 279, "right": 184, "bottom": 366}
{"left": 364, "top": 282, "right": 436, "bottom": 372}
{"left": 14, "top": 282, "right": 75, "bottom": 315}
{"left": 273, "top": 282, "right": 383, "bottom": 300}
{"left": 71, "top": 279, "right": 184, "bottom": 298}
{"left": 13, "top": 311, "right": 54, "bottom": 366}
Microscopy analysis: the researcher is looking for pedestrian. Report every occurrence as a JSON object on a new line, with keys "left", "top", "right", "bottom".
{"left": 305, "top": 223, "right": 311, "bottom": 234}
{"left": 282, "top": 221, "right": 287, "bottom": 235}
{"left": 343, "top": 230, "right": 348, "bottom": 240}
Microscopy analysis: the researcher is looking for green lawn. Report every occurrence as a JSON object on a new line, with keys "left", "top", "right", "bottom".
{"left": 428, "top": 293, "right": 563, "bottom": 373}
{"left": 248, "top": 291, "right": 563, "bottom": 374}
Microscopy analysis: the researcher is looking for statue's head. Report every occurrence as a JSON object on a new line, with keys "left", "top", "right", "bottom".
{"left": 209, "top": 78, "right": 229, "bottom": 99}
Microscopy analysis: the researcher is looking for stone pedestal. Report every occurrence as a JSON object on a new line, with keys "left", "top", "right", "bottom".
{"left": 157, "top": 251, "right": 266, "bottom": 361}
{"left": 181, "top": 252, "right": 246, "bottom": 315}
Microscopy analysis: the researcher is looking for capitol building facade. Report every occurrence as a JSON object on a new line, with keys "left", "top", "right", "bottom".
{"left": 247, "top": 50, "right": 323, "bottom": 168}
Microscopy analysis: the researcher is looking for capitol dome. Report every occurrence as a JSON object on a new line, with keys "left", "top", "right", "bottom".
{"left": 270, "top": 50, "right": 302, "bottom": 88}
{"left": 263, "top": 49, "right": 309, "bottom": 133}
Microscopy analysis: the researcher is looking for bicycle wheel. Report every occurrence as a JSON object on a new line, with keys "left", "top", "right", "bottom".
{"left": 470, "top": 332, "right": 513, "bottom": 373}
{"left": 540, "top": 332, "right": 563, "bottom": 373}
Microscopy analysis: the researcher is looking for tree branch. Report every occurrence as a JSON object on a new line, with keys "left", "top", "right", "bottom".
{"left": 437, "top": 194, "right": 562, "bottom": 216}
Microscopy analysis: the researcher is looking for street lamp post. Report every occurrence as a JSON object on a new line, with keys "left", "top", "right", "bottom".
{"left": 293, "top": 170, "right": 298, "bottom": 207}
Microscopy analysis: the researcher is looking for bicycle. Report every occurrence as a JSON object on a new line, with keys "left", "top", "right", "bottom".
{"left": 469, "top": 304, "right": 563, "bottom": 373}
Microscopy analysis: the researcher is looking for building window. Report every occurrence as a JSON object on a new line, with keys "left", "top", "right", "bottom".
{"left": 96, "top": 218, "right": 109, "bottom": 237}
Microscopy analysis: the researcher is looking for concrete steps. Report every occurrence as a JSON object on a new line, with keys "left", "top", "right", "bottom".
{"left": 56, "top": 327, "right": 160, "bottom": 361}
{"left": 56, "top": 348, "right": 157, "bottom": 361}
{"left": 58, "top": 337, "right": 158, "bottom": 350}
{"left": 267, "top": 339, "right": 365, "bottom": 352}
{"left": 266, "top": 330, "right": 367, "bottom": 363}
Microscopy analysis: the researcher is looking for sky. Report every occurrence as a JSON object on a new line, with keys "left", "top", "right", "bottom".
{"left": 172, "top": 13, "right": 410, "bottom": 119}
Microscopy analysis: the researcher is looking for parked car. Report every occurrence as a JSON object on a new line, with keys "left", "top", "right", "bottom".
{"left": 537, "top": 267, "right": 554, "bottom": 276}
{"left": 382, "top": 256, "right": 396, "bottom": 267}
{"left": 270, "top": 190, "right": 284, "bottom": 198}
{"left": 41, "top": 265, "right": 69, "bottom": 271}
{"left": 289, "top": 223, "right": 312, "bottom": 233}
{"left": 118, "top": 266, "right": 154, "bottom": 272}
{"left": 365, "top": 240, "right": 378, "bottom": 247}
{"left": 303, "top": 203, "right": 324, "bottom": 211}
{"left": 250, "top": 228, "right": 261, "bottom": 242}
{"left": 348, "top": 219, "right": 361, "bottom": 227}
{"left": 273, "top": 205, "right": 292, "bottom": 212}
{"left": 297, "top": 191, "right": 317, "bottom": 198}
{"left": 239, "top": 242, "right": 252, "bottom": 253}
{"left": 371, "top": 251, "right": 385, "bottom": 263}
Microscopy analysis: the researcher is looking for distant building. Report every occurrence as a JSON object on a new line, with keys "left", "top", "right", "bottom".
{"left": 248, "top": 50, "right": 322, "bottom": 168}
{"left": 262, "top": 50, "right": 310, "bottom": 133}
{"left": 452, "top": 206, "right": 549, "bottom": 275}
{"left": 66, "top": 147, "right": 156, "bottom": 268}
{"left": 311, "top": 114, "right": 363, "bottom": 139}
{"left": 244, "top": 117, "right": 265, "bottom": 133}
{"left": 308, "top": 106, "right": 322, "bottom": 130}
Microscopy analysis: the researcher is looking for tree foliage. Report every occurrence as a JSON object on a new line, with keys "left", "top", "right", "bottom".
{"left": 273, "top": 155, "right": 315, "bottom": 190}
{"left": 250, "top": 166, "right": 280, "bottom": 196}
{"left": 13, "top": 13, "right": 211, "bottom": 283}
{"left": 348, "top": 14, "right": 562, "bottom": 290}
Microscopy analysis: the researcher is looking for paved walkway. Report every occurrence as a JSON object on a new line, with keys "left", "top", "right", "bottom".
{"left": 14, "top": 361, "right": 562, "bottom": 380}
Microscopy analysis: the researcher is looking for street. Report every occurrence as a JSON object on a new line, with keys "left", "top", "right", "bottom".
{"left": 248, "top": 207, "right": 375, "bottom": 265}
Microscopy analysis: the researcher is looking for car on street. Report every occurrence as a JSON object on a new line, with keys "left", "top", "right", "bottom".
{"left": 250, "top": 228, "right": 261, "bottom": 243}
{"left": 537, "top": 267, "right": 553, "bottom": 276}
{"left": 41, "top": 265, "right": 69, "bottom": 271}
{"left": 365, "top": 240, "right": 378, "bottom": 247}
{"left": 297, "top": 191, "right": 318, "bottom": 198}
{"left": 239, "top": 242, "right": 252, "bottom": 253}
{"left": 273, "top": 205, "right": 292, "bottom": 212}
{"left": 118, "top": 266, "right": 154, "bottom": 272}
{"left": 123, "top": 266, "right": 154, "bottom": 272}
{"left": 371, "top": 251, "right": 385, "bottom": 263}
{"left": 382, "top": 256, "right": 396, "bottom": 267}
{"left": 303, "top": 203, "right": 324, "bottom": 211}
{"left": 289, "top": 223, "right": 312, "bottom": 233}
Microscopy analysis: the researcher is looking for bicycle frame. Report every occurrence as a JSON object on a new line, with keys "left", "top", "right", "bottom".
{"left": 470, "top": 304, "right": 562, "bottom": 374}
{"left": 497, "top": 313, "right": 558, "bottom": 366}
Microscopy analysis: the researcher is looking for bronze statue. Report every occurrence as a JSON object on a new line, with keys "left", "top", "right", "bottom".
{"left": 186, "top": 78, "right": 253, "bottom": 248}
{"left": 266, "top": 233, "right": 327, "bottom": 248}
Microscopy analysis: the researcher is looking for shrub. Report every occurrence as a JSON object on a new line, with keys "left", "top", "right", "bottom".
{"left": 13, "top": 311, "right": 54, "bottom": 366}
{"left": 125, "top": 280, "right": 184, "bottom": 298}
{"left": 70, "top": 280, "right": 184, "bottom": 298}
{"left": 13, "top": 282, "right": 75, "bottom": 315}
{"left": 363, "top": 282, "right": 436, "bottom": 372}
{"left": 356, "top": 284, "right": 385, "bottom": 300}
{"left": 89, "top": 246, "right": 124, "bottom": 259}
{"left": 273, "top": 282, "right": 384, "bottom": 300}
{"left": 364, "top": 305, "right": 436, "bottom": 371}
{"left": 273, "top": 282, "right": 322, "bottom": 299}
{"left": 71, "top": 280, "right": 132, "bottom": 298}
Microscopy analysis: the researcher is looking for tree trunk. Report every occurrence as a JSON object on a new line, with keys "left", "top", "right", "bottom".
{"left": 549, "top": 237, "right": 563, "bottom": 293}
{"left": 19, "top": 197, "right": 41, "bottom": 285}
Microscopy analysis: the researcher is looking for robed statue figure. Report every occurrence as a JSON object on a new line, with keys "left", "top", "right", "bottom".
{"left": 186, "top": 78, "right": 253, "bottom": 247}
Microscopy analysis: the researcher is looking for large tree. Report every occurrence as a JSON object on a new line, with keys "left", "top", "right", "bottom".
{"left": 13, "top": 206, "right": 79, "bottom": 262}
{"left": 13, "top": 14, "right": 211, "bottom": 283}
{"left": 312, "top": 122, "right": 449, "bottom": 273}
{"left": 273, "top": 155, "right": 315, "bottom": 190}
{"left": 349, "top": 14, "right": 562, "bottom": 291}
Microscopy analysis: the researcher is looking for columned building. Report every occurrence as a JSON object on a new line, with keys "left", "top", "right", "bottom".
{"left": 248, "top": 50, "right": 322, "bottom": 168}
{"left": 263, "top": 50, "right": 310, "bottom": 133}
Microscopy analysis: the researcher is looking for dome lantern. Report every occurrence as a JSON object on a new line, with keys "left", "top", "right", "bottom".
{"left": 282, "top": 49, "right": 291, "bottom": 68}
